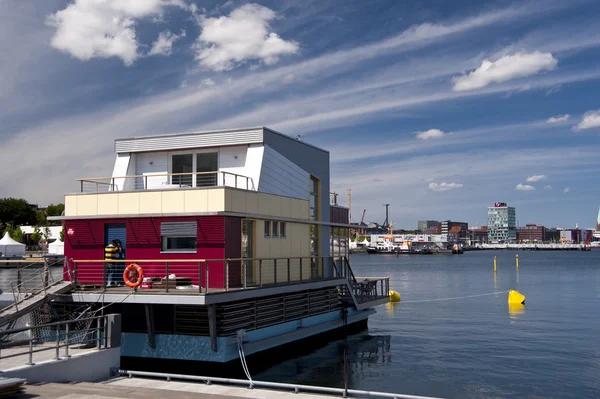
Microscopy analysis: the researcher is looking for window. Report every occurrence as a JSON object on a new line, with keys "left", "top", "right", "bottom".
{"left": 161, "top": 221, "right": 197, "bottom": 252}
{"left": 264, "top": 221, "right": 271, "bottom": 237}
{"left": 272, "top": 221, "right": 279, "bottom": 237}
{"left": 171, "top": 154, "right": 193, "bottom": 187}
{"left": 196, "top": 152, "right": 218, "bottom": 187}
{"left": 280, "top": 222, "right": 286, "bottom": 238}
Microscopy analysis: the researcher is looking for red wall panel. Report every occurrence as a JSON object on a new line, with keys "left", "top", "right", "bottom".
{"left": 65, "top": 216, "right": 227, "bottom": 288}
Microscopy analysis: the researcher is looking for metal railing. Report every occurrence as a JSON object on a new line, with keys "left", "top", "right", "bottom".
{"left": 118, "top": 370, "right": 444, "bottom": 399}
{"left": 0, "top": 259, "right": 65, "bottom": 311}
{"left": 77, "top": 171, "right": 255, "bottom": 193}
{"left": 0, "top": 315, "right": 109, "bottom": 367}
{"left": 70, "top": 256, "right": 344, "bottom": 294}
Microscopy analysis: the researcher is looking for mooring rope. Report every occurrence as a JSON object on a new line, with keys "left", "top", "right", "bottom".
{"left": 399, "top": 290, "right": 510, "bottom": 303}
{"left": 237, "top": 333, "right": 253, "bottom": 386}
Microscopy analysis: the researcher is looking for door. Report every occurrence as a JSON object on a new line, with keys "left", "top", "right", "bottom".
{"left": 242, "top": 220, "right": 254, "bottom": 284}
{"left": 105, "top": 223, "right": 126, "bottom": 256}
{"left": 172, "top": 154, "right": 193, "bottom": 187}
{"left": 196, "top": 152, "right": 218, "bottom": 187}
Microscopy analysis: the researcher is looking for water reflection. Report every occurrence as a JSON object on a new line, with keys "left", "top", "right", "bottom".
{"left": 385, "top": 302, "right": 400, "bottom": 316}
{"left": 508, "top": 303, "right": 525, "bottom": 320}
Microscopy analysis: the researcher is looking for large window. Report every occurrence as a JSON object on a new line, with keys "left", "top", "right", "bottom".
{"left": 196, "top": 152, "right": 218, "bottom": 187}
{"left": 161, "top": 221, "right": 197, "bottom": 252}
{"left": 172, "top": 154, "right": 193, "bottom": 187}
{"left": 272, "top": 221, "right": 279, "bottom": 238}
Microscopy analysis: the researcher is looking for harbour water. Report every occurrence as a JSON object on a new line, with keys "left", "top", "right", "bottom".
{"left": 256, "top": 251, "right": 600, "bottom": 399}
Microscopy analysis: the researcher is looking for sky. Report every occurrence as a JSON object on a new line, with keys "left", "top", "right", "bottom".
{"left": 1, "top": 0, "right": 600, "bottom": 229}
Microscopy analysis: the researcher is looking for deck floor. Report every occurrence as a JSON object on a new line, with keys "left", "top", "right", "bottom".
{"left": 0, "top": 342, "right": 102, "bottom": 372}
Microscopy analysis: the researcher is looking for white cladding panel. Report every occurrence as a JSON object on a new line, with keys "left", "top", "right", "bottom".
{"left": 115, "top": 128, "right": 263, "bottom": 153}
{"left": 135, "top": 152, "right": 170, "bottom": 188}
{"left": 112, "top": 154, "right": 132, "bottom": 191}
{"left": 258, "top": 145, "right": 308, "bottom": 200}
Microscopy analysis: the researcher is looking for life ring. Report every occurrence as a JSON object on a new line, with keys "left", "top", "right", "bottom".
{"left": 123, "top": 264, "right": 144, "bottom": 288}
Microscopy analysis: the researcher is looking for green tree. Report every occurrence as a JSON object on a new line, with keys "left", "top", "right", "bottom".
{"left": 12, "top": 226, "right": 23, "bottom": 243}
{"left": 3, "top": 224, "right": 13, "bottom": 238}
{"left": 59, "top": 226, "right": 65, "bottom": 242}
{"left": 45, "top": 204, "right": 65, "bottom": 226}
{"left": 43, "top": 226, "right": 51, "bottom": 241}
{"left": 0, "top": 198, "right": 38, "bottom": 228}
{"left": 31, "top": 226, "right": 42, "bottom": 244}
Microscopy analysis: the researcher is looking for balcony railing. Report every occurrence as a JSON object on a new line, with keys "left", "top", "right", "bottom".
{"left": 67, "top": 256, "right": 390, "bottom": 307}
{"left": 76, "top": 171, "right": 255, "bottom": 193}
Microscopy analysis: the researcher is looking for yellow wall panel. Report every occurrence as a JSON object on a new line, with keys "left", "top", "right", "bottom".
{"left": 207, "top": 188, "right": 225, "bottom": 212}
{"left": 269, "top": 195, "right": 282, "bottom": 217}
{"left": 245, "top": 192, "right": 259, "bottom": 214}
{"left": 229, "top": 189, "right": 247, "bottom": 213}
{"left": 97, "top": 193, "right": 119, "bottom": 216}
{"left": 280, "top": 197, "right": 291, "bottom": 218}
{"left": 258, "top": 193, "right": 271, "bottom": 215}
{"left": 139, "top": 192, "right": 162, "bottom": 214}
{"left": 64, "top": 195, "right": 78, "bottom": 216}
{"left": 161, "top": 191, "right": 185, "bottom": 214}
{"left": 184, "top": 190, "right": 209, "bottom": 213}
{"left": 77, "top": 195, "right": 98, "bottom": 216}
{"left": 117, "top": 193, "right": 140, "bottom": 215}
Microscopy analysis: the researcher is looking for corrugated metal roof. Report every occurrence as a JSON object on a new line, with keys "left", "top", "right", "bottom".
{"left": 114, "top": 127, "right": 265, "bottom": 153}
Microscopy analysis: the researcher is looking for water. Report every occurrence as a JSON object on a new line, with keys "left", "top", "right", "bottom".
{"left": 255, "top": 251, "right": 600, "bottom": 399}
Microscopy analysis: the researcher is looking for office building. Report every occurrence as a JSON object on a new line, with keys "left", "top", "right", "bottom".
{"left": 417, "top": 220, "right": 438, "bottom": 231}
{"left": 487, "top": 202, "right": 516, "bottom": 243}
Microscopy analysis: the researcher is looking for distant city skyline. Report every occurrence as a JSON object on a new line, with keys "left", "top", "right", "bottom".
{"left": 1, "top": 1, "right": 600, "bottom": 228}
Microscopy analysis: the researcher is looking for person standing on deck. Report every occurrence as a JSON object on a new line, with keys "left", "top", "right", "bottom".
{"left": 104, "top": 240, "right": 123, "bottom": 286}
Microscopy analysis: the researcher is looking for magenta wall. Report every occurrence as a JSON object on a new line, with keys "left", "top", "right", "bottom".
{"left": 64, "top": 216, "right": 230, "bottom": 288}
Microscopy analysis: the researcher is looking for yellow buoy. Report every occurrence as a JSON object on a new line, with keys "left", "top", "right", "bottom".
{"left": 508, "top": 290, "right": 525, "bottom": 304}
{"left": 389, "top": 290, "right": 401, "bottom": 302}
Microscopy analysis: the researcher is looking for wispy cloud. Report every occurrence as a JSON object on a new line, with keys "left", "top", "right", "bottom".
{"left": 429, "top": 182, "right": 463, "bottom": 192}
{"left": 544, "top": 185, "right": 553, "bottom": 190}
{"left": 573, "top": 109, "right": 600, "bottom": 131}
{"left": 416, "top": 129, "right": 446, "bottom": 140}
{"left": 452, "top": 51, "right": 557, "bottom": 91}
{"left": 564, "top": 187, "right": 570, "bottom": 193}
{"left": 526, "top": 174, "right": 547, "bottom": 182}
{"left": 546, "top": 114, "right": 570, "bottom": 124}
{"left": 516, "top": 183, "right": 536, "bottom": 191}
{"left": 149, "top": 30, "right": 186, "bottom": 56}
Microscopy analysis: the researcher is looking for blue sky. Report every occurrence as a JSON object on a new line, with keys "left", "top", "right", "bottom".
{"left": 1, "top": 0, "right": 600, "bottom": 229}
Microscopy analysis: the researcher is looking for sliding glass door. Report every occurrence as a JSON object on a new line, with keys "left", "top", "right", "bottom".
{"left": 196, "top": 152, "right": 218, "bottom": 187}
{"left": 170, "top": 152, "right": 218, "bottom": 187}
{"left": 172, "top": 154, "right": 193, "bottom": 186}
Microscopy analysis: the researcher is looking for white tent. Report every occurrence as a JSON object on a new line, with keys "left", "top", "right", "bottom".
{"left": 48, "top": 238, "right": 64, "bottom": 255}
{"left": 0, "top": 232, "right": 26, "bottom": 257}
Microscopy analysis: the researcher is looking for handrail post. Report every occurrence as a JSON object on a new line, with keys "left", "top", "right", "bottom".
{"left": 246, "top": 177, "right": 249, "bottom": 190}
{"left": 205, "top": 261, "right": 209, "bottom": 294}
{"left": 144, "top": 175, "right": 148, "bottom": 190}
{"left": 225, "top": 259, "right": 230, "bottom": 291}
{"left": 111, "top": 177, "right": 115, "bottom": 191}
{"left": 242, "top": 259, "right": 247, "bottom": 289}
{"left": 198, "top": 262, "right": 203, "bottom": 294}
{"left": 287, "top": 258, "right": 291, "bottom": 282}
{"left": 274, "top": 259, "right": 277, "bottom": 285}
{"left": 96, "top": 317, "right": 102, "bottom": 349}
{"left": 102, "top": 262, "right": 107, "bottom": 292}
{"left": 299, "top": 258, "right": 303, "bottom": 281}
{"left": 27, "top": 338, "right": 34, "bottom": 365}
{"left": 55, "top": 327, "right": 60, "bottom": 359}
{"left": 222, "top": 171, "right": 226, "bottom": 187}
{"left": 80, "top": 180, "right": 84, "bottom": 193}
{"left": 165, "top": 262, "right": 169, "bottom": 293}
{"left": 235, "top": 174, "right": 238, "bottom": 188}
{"left": 65, "top": 322, "right": 70, "bottom": 357}
{"left": 17, "top": 264, "right": 22, "bottom": 294}
{"left": 43, "top": 258, "right": 49, "bottom": 287}
{"left": 259, "top": 260, "right": 262, "bottom": 287}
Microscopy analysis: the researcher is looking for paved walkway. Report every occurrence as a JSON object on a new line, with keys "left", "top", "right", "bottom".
{"left": 0, "top": 342, "right": 101, "bottom": 371}
{"left": 17, "top": 379, "right": 338, "bottom": 399}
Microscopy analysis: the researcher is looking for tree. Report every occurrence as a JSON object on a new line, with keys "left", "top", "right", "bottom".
{"left": 43, "top": 226, "right": 51, "bottom": 241}
{"left": 59, "top": 226, "right": 65, "bottom": 242}
{"left": 3, "top": 224, "right": 13, "bottom": 238}
{"left": 45, "top": 204, "right": 65, "bottom": 226}
{"left": 12, "top": 226, "right": 23, "bottom": 243}
{"left": 0, "top": 198, "right": 38, "bottom": 228}
{"left": 31, "top": 226, "right": 42, "bottom": 244}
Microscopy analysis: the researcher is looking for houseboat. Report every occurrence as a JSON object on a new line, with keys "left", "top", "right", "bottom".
{"left": 49, "top": 126, "right": 389, "bottom": 369}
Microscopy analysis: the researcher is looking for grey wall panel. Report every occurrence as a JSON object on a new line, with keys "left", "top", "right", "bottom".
{"left": 258, "top": 145, "right": 309, "bottom": 200}
{"left": 263, "top": 128, "right": 331, "bottom": 260}
{"left": 115, "top": 128, "right": 264, "bottom": 153}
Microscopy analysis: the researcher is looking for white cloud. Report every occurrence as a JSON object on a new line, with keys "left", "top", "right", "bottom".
{"left": 515, "top": 183, "right": 536, "bottom": 191}
{"left": 429, "top": 182, "right": 463, "bottom": 192}
{"left": 149, "top": 30, "right": 186, "bottom": 56}
{"left": 564, "top": 187, "right": 570, "bottom": 193}
{"left": 526, "top": 174, "right": 547, "bottom": 182}
{"left": 47, "top": 0, "right": 189, "bottom": 65}
{"left": 544, "top": 185, "right": 553, "bottom": 190}
{"left": 416, "top": 129, "right": 446, "bottom": 140}
{"left": 194, "top": 3, "right": 299, "bottom": 71}
{"left": 546, "top": 114, "right": 570, "bottom": 124}
{"left": 452, "top": 51, "right": 557, "bottom": 91}
{"left": 573, "top": 109, "right": 600, "bottom": 131}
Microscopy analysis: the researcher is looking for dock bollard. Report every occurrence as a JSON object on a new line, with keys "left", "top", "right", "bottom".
{"left": 516, "top": 254, "right": 519, "bottom": 269}
{"left": 494, "top": 256, "right": 497, "bottom": 273}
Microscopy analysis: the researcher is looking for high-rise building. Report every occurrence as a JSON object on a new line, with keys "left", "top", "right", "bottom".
{"left": 487, "top": 202, "right": 516, "bottom": 243}
{"left": 417, "top": 220, "right": 438, "bottom": 231}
